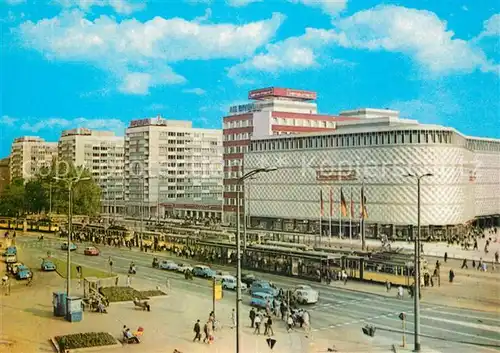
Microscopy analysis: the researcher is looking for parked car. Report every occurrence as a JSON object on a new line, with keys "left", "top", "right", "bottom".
{"left": 292, "top": 285, "right": 319, "bottom": 304}
{"left": 176, "top": 263, "right": 193, "bottom": 273}
{"left": 159, "top": 260, "right": 178, "bottom": 271}
{"left": 221, "top": 275, "right": 247, "bottom": 291}
{"left": 4, "top": 254, "right": 17, "bottom": 264}
{"left": 41, "top": 259, "right": 56, "bottom": 271}
{"left": 3, "top": 246, "right": 17, "bottom": 256}
{"left": 250, "top": 292, "right": 278, "bottom": 309}
{"left": 16, "top": 265, "right": 32, "bottom": 280}
{"left": 241, "top": 273, "right": 257, "bottom": 287}
{"left": 84, "top": 246, "right": 99, "bottom": 256}
{"left": 10, "top": 262, "right": 24, "bottom": 275}
{"left": 250, "top": 281, "right": 278, "bottom": 296}
{"left": 61, "top": 242, "right": 77, "bottom": 251}
{"left": 192, "top": 265, "right": 216, "bottom": 278}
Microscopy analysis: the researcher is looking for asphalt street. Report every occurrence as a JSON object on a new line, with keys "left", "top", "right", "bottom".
{"left": 17, "top": 236, "right": 500, "bottom": 353}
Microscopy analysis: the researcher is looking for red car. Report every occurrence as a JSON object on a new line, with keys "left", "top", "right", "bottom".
{"left": 84, "top": 246, "right": 100, "bottom": 256}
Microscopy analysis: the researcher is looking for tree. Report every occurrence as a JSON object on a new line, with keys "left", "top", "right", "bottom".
{"left": 0, "top": 179, "right": 25, "bottom": 216}
{"left": 25, "top": 179, "right": 48, "bottom": 214}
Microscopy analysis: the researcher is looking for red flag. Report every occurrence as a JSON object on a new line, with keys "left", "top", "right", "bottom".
{"left": 361, "top": 186, "right": 368, "bottom": 219}
{"left": 340, "top": 188, "right": 347, "bottom": 217}
{"left": 350, "top": 187, "right": 354, "bottom": 218}
{"left": 329, "top": 188, "right": 333, "bottom": 217}
{"left": 320, "top": 189, "right": 324, "bottom": 217}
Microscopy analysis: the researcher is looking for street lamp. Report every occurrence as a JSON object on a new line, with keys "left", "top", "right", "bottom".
{"left": 130, "top": 175, "right": 145, "bottom": 251}
{"left": 236, "top": 167, "right": 277, "bottom": 353}
{"left": 53, "top": 176, "right": 91, "bottom": 307}
{"left": 404, "top": 172, "right": 433, "bottom": 352}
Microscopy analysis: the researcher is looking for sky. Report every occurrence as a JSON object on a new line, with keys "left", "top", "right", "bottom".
{"left": 0, "top": 0, "right": 499, "bottom": 158}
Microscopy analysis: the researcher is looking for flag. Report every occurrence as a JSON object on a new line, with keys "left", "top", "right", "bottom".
{"left": 329, "top": 188, "right": 333, "bottom": 217}
{"left": 350, "top": 187, "right": 354, "bottom": 218}
{"left": 320, "top": 189, "right": 324, "bottom": 217}
{"left": 361, "top": 186, "right": 368, "bottom": 219}
{"left": 340, "top": 188, "right": 347, "bottom": 217}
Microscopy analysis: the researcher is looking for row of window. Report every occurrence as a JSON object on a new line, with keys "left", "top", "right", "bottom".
{"left": 251, "top": 130, "right": 457, "bottom": 152}
{"left": 224, "top": 145, "right": 249, "bottom": 154}
{"left": 223, "top": 119, "right": 253, "bottom": 129}
{"left": 224, "top": 198, "right": 243, "bottom": 206}
{"left": 224, "top": 132, "right": 251, "bottom": 141}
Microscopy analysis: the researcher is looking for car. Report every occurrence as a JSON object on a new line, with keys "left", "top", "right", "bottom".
{"left": 41, "top": 259, "right": 56, "bottom": 271}
{"left": 221, "top": 275, "right": 247, "bottom": 291}
{"left": 16, "top": 265, "right": 32, "bottom": 280}
{"left": 176, "top": 263, "right": 193, "bottom": 273}
{"left": 241, "top": 273, "right": 257, "bottom": 287}
{"left": 4, "top": 254, "right": 17, "bottom": 264}
{"left": 159, "top": 260, "right": 178, "bottom": 271}
{"left": 292, "top": 285, "right": 319, "bottom": 304}
{"left": 192, "top": 265, "right": 216, "bottom": 278}
{"left": 10, "top": 262, "right": 24, "bottom": 275}
{"left": 84, "top": 246, "right": 100, "bottom": 256}
{"left": 250, "top": 281, "right": 278, "bottom": 297}
{"left": 250, "top": 292, "right": 279, "bottom": 310}
{"left": 61, "top": 242, "right": 77, "bottom": 251}
{"left": 3, "top": 246, "right": 17, "bottom": 256}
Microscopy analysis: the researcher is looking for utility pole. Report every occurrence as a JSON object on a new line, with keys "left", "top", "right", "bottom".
{"left": 236, "top": 168, "right": 276, "bottom": 353}
{"left": 404, "top": 172, "right": 433, "bottom": 352}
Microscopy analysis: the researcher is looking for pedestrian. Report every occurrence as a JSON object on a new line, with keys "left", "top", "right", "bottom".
{"left": 265, "top": 316, "right": 274, "bottom": 336}
{"left": 193, "top": 319, "right": 201, "bottom": 342}
{"left": 203, "top": 321, "right": 209, "bottom": 343}
{"left": 126, "top": 275, "right": 131, "bottom": 287}
{"left": 287, "top": 315, "right": 293, "bottom": 332}
{"left": 449, "top": 269, "right": 455, "bottom": 283}
{"left": 115, "top": 276, "right": 119, "bottom": 286}
{"left": 231, "top": 309, "right": 236, "bottom": 329}
{"left": 385, "top": 280, "right": 391, "bottom": 292}
{"left": 461, "top": 259, "right": 468, "bottom": 269}
{"left": 397, "top": 285, "right": 404, "bottom": 299}
{"left": 495, "top": 251, "right": 499, "bottom": 263}
{"left": 249, "top": 308, "right": 256, "bottom": 328}
{"left": 444, "top": 252, "right": 447, "bottom": 263}
{"left": 253, "top": 314, "right": 261, "bottom": 335}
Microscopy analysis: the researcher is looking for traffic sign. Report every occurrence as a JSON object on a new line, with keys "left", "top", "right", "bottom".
{"left": 399, "top": 312, "right": 406, "bottom": 321}
{"left": 266, "top": 338, "right": 277, "bottom": 349}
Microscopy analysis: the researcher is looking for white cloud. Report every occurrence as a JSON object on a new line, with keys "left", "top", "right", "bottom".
{"left": 194, "top": 8, "right": 212, "bottom": 22}
{"left": 1, "top": 115, "right": 17, "bottom": 126}
{"left": 53, "top": 0, "right": 145, "bottom": 15}
{"left": 5, "top": 0, "right": 26, "bottom": 5}
{"left": 333, "top": 5, "right": 495, "bottom": 74}
{"left": 183, "top": 88, "right": 206, "bottom": 95}
{"left": 18, "top": 10, "right": 284, "bottom": 94}
{"left": 461, "top": 5, "right": 469, "bottom": 11}
{"left": 20, "top": 117, "right": 126, "bottom": 135}
{"left": 228, "top": 28, "right": 338, "bottom": 81}
{"left": 226, "top": 0, "right": 262, "bottom": 7}
{"left": 477, "top": 13, "right": 500, "bottom": 39}
{"left": 229, "top": 5, "right": 498, "bottom": 81}
{"left": 147, "top": 103, "right": 167, "bottom": 111}
{"left": 289, "top": 0, "right": 347, "bottom": 16}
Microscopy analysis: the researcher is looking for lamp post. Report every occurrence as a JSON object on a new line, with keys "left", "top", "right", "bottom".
{"left": 236, "top": 167, "right": 277, "bottom": 353}
{"left": 242, "top": 176, "right": 256, "bottom": 251}
{"left": 53, "top": 176, "right": 90, "bottom": 307}
{"left": 404, "top": 172, "right": 433, "bottom": 352}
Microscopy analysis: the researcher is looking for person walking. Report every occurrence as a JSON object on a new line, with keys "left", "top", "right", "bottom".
{"left": 126, "top": 275, "right": 131, "bottom": 287}
{"left": 231, "top": 308, "right": 236, "bottom": 329}
{"left": 253, "top": 314, "right": 261, "bottom": 335}
{"left": 449, "top": 269, "right": 455, "bottom": 283}
{"left": 287, "top": 315, "right": 293, "bottom": 332}
{"left": 264, "top": 316, "right": 274, "bottom": 336}
{"left": 203, "top": 321, "right": 209, "bottom": 343}
{"left": 461, "top": 259, "right": 468, "bottom": 269}
{"left": 249, "top": 308, "right": 256, "bottom": 328}
{"left": 193, "top": 319, "right": 202, "bottom": 342}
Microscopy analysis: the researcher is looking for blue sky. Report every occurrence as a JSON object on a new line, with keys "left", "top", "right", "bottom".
{"left": 1, "top": 0, "right": 499, "bottom": 158}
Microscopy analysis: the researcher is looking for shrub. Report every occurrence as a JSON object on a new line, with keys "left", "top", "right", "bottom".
{"left": 55, "top": 332, "right": 116, "bottom": 350}
{"left": 99, "top": 286, "right": 165, "bottom": 302}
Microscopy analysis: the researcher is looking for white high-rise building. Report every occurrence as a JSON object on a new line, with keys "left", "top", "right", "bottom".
{"left": 125, "top": 117, "right": 223, "bottom": 220}
{"left": 58, "top": 128, "right": 125, "bottom": 214}
{"left": 10, "top": 136, "right": 58, "bottom": 181}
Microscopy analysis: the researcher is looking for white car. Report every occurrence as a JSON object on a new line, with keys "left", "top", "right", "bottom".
{"left": 220, "top": 275, "right": 247, "bottom": 291}
{"left": 176, "top": 263, "right": 193, "bottom": 273}
{"left": 293, "top": 285, "right": 319, "bottom": 304}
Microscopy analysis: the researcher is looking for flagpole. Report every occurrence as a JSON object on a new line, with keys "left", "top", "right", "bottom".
{"left": 350, "top": 186, "right": 353, "bottom": 244}
{"left": 339, "top": 188, "right": 342, "bottom": 240}
{"left": 329, "top": 187, "right": 332, "bottom": 247}
{"left": 319, "top": 196, "right": 322, "bottom": 249}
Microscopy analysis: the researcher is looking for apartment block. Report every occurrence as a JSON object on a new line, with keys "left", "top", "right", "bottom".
{"left": 10, "top": 136, "right": 58, "bottom": 181}
{"left": 58, "top": 128, "right": 125, "bottom": 214}
{"left": 124, "top": 116, "right": 223, "bottom": 220}
{"left": 223, "top": 87, "right": 357, "bottom": 225}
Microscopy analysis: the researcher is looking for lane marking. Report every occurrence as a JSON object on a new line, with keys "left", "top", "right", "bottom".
{"left": 419, "top": 315, "right": 500, "bottom": 334}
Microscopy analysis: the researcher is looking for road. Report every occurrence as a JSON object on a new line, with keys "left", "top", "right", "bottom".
{"left": 17, "top": 236, "right": 500, "bottom": 353}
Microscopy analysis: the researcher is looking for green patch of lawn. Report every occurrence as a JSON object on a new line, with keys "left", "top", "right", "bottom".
{"left": 99, "top": 286, "right": 166, "bottom": 302}
{"left": 51, "top": 258, "right": 111, "bottom": 279}
{"left": 55, "top": 332, "right": 117, "bottom": 350}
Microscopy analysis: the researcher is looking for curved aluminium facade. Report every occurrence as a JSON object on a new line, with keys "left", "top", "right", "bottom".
{"left": 245, "top": 129, "right": 500, "bottom": 227}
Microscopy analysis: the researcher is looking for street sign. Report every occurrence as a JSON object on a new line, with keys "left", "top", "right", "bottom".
{"left": 399, "top": 312, "right": 406, "bottom": 321}
{"left": 266, "top": 338, "right": 277, "bottom": 349}
{"left": 213, "top": 280, "right": 223, "bottom": 300}
{"left": 362, "top": 325, "right": 376, "bottom": 337}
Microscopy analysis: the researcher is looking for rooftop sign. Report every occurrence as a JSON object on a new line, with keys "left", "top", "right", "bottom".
{"left": 248, "top": 87, "right": 317, "bottom": 101}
